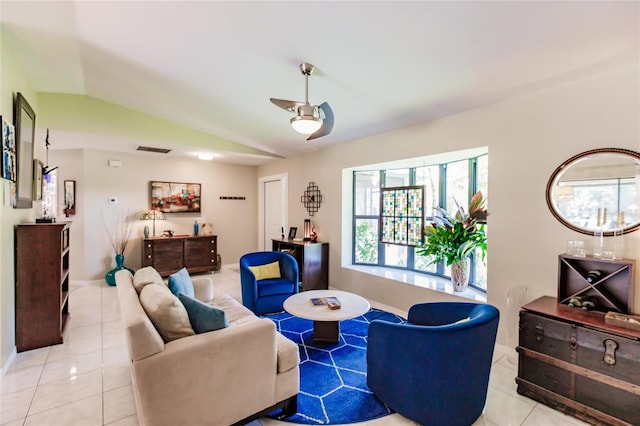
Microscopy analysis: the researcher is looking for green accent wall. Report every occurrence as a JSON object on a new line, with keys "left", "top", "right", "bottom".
{"left": 37, "top": 93, "right": 278, "bottom": 157}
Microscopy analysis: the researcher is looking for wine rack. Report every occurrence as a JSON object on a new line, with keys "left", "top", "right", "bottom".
{"left": 557, "top": 254, "right": 635, "bottom": 314}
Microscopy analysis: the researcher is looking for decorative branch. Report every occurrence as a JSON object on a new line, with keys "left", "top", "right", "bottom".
{"left": 102, "top": 209, "right": 135, "bottom": 255}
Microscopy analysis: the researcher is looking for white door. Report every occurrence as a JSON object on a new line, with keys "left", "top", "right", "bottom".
{"left": 259, "top": 174, "right": 288, "bottom": 251}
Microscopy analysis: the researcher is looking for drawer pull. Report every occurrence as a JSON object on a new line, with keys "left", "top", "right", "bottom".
{"left": 603, "top": 339, "right": 618, "bottom": 365}
{"left": 570, "top": 336, "right": 577, "bottom": 350}
{"left": 147, "top": 255, "right": 152, "bottom": 259}
{"left": 535, "top": 325, "right": 544, "bottom": 343}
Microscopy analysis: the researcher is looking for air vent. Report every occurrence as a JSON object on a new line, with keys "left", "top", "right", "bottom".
{"left": 136, "top": 145, "right": 171, "bottom": 154}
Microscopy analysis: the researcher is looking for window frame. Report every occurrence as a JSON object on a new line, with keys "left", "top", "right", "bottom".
{"left": 352, "top": 153, "right": 487, "bottom": 292}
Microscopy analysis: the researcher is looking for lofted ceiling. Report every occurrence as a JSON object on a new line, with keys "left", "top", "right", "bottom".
{"left": 1, "top": 1, "right": 638, "bottom": 165}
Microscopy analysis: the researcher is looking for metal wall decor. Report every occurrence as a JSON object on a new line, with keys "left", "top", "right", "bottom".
{"left": 301, "top": 182, "right": 322, "bottom": 215}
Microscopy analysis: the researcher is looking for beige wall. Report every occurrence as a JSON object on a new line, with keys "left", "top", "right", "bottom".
{"left": 49, "top": 149, "right": 259, "bottom": 280}
{"left": 258, "top": 65, "right": 640, "bottom": 345}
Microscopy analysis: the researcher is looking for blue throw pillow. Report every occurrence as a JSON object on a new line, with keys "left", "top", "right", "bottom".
{"left": 168, "top": 268, "right": 195, "bottom": 298}
{"left": 178, "top": 293, "right": 229, "bottom": 333}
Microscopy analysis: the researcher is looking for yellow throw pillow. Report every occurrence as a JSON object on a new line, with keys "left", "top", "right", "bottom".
{"left": 248, "top": 261, "right": 281, "bottom": 280}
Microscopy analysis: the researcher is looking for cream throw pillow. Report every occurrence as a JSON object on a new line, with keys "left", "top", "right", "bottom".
{"left": 139, "top": 283, "right": 195, "bottom": 342}
{"left": 248, "top": 261, "right": 281, "bottom": 280}
{"left": 133, "top": 266, "right": 165, "bottom": 294}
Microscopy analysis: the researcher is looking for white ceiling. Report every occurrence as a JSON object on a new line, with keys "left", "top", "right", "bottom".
{"left": 1, "top": 1, "right": 638, "bottom": 165}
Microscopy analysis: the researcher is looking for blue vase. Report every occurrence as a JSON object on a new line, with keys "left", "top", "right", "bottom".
{"left": 105, "top": 254, "right": 134, "bottom": 286}
{"left": 194, "top": 220, "right": 199, "bottom": 236}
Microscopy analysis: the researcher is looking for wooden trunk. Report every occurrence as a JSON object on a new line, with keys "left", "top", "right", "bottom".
{"left": 517, "top": 296, "right": 640, "bottom": 426}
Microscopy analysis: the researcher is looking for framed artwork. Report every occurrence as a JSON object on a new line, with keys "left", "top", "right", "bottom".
{"left": 1, "top": 116, "right": 16, "bottom": 181}
{"left": 14, "top": 93, "right": 35, "bottom": 208}
{"left": 150, "top": 181, "right": 201, "bottom": 213}
{"left": 288, "top": 227, "right": 297, "bottom": 239}
{"left": 64, "top": 180, "right": 76, "bottom": 215}
{"left": 33, "top": 159, "right": 43, "bottom": 201}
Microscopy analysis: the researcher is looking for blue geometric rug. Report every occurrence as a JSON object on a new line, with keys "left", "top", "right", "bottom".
{"left": 265, "top": 309, "right": 406, "bottom": 424}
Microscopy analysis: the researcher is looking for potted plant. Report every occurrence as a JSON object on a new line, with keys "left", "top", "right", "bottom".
{"left": 416, "top": 191, "right": 487, "bottom": 292}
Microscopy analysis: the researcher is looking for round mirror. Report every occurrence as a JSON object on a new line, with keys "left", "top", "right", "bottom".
{"left": 546, "top": 148, "right": 640, "bottom": 236}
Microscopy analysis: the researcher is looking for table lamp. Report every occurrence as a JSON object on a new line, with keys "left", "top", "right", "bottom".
{"left": 140, "top": 209, "right": 166, "bottom": 237}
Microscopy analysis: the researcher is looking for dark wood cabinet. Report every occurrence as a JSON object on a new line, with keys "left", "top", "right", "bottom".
{"left": 517, "top": 296, "right": 640, "bottom": 426}
{"left": 272, "top": 239, "right": 329, "bottom": 291}
{"left": 15, "top": 223, "right": 70, "bottom": 352}
{"left": 142, "top": 235, "right": 217, "bottom": 276}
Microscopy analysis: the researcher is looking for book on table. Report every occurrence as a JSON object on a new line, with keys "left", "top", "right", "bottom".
{"left": 310, "top": 297, "right": 341, "bottom": 309}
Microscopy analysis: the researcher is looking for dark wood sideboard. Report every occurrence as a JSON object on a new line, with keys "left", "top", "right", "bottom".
{"left": 15, "top": 223, "right": 70, "bottom": 352}
{"left": 142, "top": 235, "right": 217, "bottom": 277}
{"left": 517, "top": 296, "right": 640, "bottom": 426}
{"left": 272, "top": 238, "right": 329, "bottom": 291}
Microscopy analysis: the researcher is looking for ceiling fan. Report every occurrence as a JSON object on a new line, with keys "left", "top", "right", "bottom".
{"left": 270, "top": 62, "right": 334, "bottom": 141}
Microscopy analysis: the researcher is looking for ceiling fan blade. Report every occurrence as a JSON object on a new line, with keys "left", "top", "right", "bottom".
{"left": 270, "top": 98, "right": 304, "bottom": 112}
{"left": 307, "top": 102, "right": 334, "bottom": 141}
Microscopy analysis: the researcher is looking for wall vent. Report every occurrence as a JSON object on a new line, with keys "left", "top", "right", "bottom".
{"left": 136, "top": 145, "right": 172, "bottom": 154}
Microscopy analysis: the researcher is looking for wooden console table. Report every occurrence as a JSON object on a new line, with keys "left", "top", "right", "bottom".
{"left": 142, "top": 235, "right": 217, "bottom": 276}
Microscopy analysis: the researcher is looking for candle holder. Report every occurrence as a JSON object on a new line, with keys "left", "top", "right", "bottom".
{"left": 592, "top": 226, "right": 603, "bottom": 257}
{"left": 303, "top": 219, "right": 311, "bottom": 241}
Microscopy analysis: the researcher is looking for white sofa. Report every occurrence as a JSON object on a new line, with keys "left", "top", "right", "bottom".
{"left": 114, "top": 269, "right": 299, "bottom": 426}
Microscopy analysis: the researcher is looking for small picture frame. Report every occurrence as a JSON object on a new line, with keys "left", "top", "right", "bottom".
{"left": 64, "top": 180, "right": 76, "bottom": 215}
{"left": 288, "top": 227, "right": 297, "bottom": 239}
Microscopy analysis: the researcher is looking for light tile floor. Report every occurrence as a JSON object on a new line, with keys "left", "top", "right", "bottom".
{"left": 0, "top": 266, "right": 589, "bottom": 426}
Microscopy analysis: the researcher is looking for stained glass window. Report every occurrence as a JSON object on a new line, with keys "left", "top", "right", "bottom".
{"left": 379, "top": 185, "right": 424, "bottom": 246}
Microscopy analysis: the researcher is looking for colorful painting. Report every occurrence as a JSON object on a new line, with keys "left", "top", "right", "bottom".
{"left": 150, "top": 181, "right": 201, "bottom": 213}
{"left": 1, "top": 116, "right": 16, "bottom": 181}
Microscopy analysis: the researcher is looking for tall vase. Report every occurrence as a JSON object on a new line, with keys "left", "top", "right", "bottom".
{"left": 105, "top": 254, "right": 134, "bottom": 286}
{"left": 451, "top": 258, "right": 470, "bottom": 292}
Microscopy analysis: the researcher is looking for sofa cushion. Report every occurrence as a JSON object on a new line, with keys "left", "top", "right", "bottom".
{"left": 139, "top": 283, "right": 195, "bottom": 342}
{"left": 168, "top": 267, "right": 195, "bottom": 298}
{"left": 211, "top": 294, "right": 257, "bottom": 325}
{"left": 133, "top": 266, "right": 164, "bottom": 294}
{"left": 248, "top": 261, "right": 281, "bottom": 280}
{"left": 276, "top": 332, "right": 300, "bottom": 374}
{"left": 257, "top": 279, "right": 297, "bottom": 297}
{"left": 178, "top": 293, "right": 229, "bottom": 333}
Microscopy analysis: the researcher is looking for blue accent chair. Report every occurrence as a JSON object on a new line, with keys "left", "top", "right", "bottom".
{"left": 239, "top": 251, "right": 299, "bottom": 315}
{"left": 367, "top": 302, "right": 500, "bottom": 426}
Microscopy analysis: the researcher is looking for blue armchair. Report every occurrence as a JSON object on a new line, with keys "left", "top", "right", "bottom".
{"left": 239, "top": 251, "right": 299, "bottom": 315}
{"left": 367, "top": 302, "right": 499, "bottom": 426}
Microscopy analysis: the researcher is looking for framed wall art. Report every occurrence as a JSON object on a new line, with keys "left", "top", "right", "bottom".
{"left": 1, "top": 115, "right": 16, "bottom": 181}
{"left": 14, "top": 93, "right": 36, "bottom": 209}
{"left": 150, "top": 181, "right": 201, "bottom": 213}
{"left": 64, "top": 180, "right": 75, "bottom": 215}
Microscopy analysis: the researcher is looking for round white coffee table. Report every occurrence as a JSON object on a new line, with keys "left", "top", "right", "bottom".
{"left": 283, "top": 290, "right": 371, "bottom": 344}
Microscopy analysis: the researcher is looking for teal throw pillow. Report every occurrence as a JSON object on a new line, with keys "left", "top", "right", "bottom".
{"left": 178, "top": 293, "right": 229, "bottom": 333}
{"left": 168, "top": 267, "right": 195, "bottom": 298}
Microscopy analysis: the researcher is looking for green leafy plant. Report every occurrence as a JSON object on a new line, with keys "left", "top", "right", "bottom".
{"left": 416, "top": 191, "right": 487, "bottom": 266}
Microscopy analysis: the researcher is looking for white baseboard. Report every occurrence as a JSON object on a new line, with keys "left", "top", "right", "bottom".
{"left": 1, "top": 346, "right": 17, "bottom": 377}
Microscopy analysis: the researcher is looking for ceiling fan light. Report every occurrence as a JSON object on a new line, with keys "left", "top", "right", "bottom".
{"left": 290, "top": 116, "right": 322, "bottom": 134}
